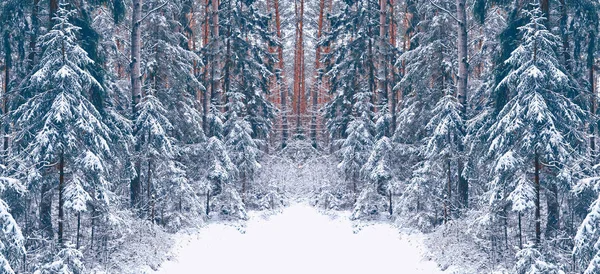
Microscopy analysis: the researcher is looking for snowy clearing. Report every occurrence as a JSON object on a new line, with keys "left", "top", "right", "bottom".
{"left": 154, "top": 204, "right": 442, "bottom": 274}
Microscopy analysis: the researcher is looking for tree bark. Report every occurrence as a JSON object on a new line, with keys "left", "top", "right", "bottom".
{"left": 2, "top": 31, "right": 10, "bottom": 162}
{"left": 147, "top": 157, "right": 154, "bottom": 223}
{"left": 273, "top": 0, "right": 288, "bottom": 148}
{"left": 130, "top": 0, "right": 143, "bottom": 209}
{"left": 518, "top": 211, "right": 523, "bottom": 249}
{"left": 546, "top": 181, "right": 560, "bottom": 238}
{"left": 456, "top": 0, "right": 468, "bottom": 209}
{"left": 58, "top": 151, "right": 65, "bottom": 247}
{"left": 292, "top": 0, "right": 305, "bottom": 135}
{"left": 559, "top": 0, "right": 571, "bottom": 72}
{"left": 589, "top": 31, "right": 596, "bottom": 162}
{"left": 310, "top": 0, "right": 327, "bottom": 147}
{"left": 209, "top": 0, "right": 221, "bottom": 113}
{"left": 534, "top": 152, "right": 541, "bottom": 246}
{"left": 76, "top": 212, "right": 81, "bottom": 249}
{"left": 27, "top": 0, "right": 40, "bottom": 72}
{"left": 50, "top": 0, "right": 58, "bottom": 25}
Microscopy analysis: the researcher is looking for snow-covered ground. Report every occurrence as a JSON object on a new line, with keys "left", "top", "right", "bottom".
{"left": 154, "top": 204, "right": 442, "bottom": 274}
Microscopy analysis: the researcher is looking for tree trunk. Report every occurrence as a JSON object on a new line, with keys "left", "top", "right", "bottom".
{"left": 518, "top": 211, "right": 523, "bottom": 249}
{"left": 273, "top": 0, "right": 288, "bottom": 147}
{"left": 292, "top": 0, "right": 305, "bottom": 135}
{"left": 540, "top": 0, "right": 549, "bottom": 23}
{"left": 209, "top": 0, "right": 221, "bottom": 113}
{"left": 559, "top": 0, "right": 571, "bottom": 72}
{"left": 2, "top": 31, "right": 10, "bottom": 162}
{"left": 378, "top": 0, "right": 388, "bottom": 116}
{"left": 50, "top": 0, "right": 58, "bottom": 26}
{"left": 39, "top": 181, "right": 53, "bottom": 239}
{"left": 388, "top": 190, "right": 393, "bottom": 215}
{"left": 147, "top": 157, "right": 154, "bottom": 223}
{"left": 546, "top": 181, "right": 559, "bottom": 238}
{"left": 310, "top": 0, "right": 327, "bottom": 147}
{"left": 130, "top": 0, "right": 143, "bottom": 209}
{"left": 206, "top": 190, "right": 210, "bottom": 215}
{"left": 90, "top": 209, "right": 95, "bottom": 251}
{"left": 534, "top": 152, "right": 541, "bottom": 246}
{"left": 58, "top": 151, "right": 65, "bottom": 247}
{"left": 27, "top": 0, "right": 40, "bottom": 72}
{"left": 456, "top": 0, "right": 468, "bottom": 209}
{"left": 589, "top": 31, "right": 596, "bottom": 162}
{"left": 446, "top": 156, "right": 451, "bottom": 222}
{"left": 76, "top": 212, "right": 81, "bottom": 249}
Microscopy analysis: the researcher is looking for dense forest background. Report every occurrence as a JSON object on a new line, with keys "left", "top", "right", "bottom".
{"left": 1, "top": 0, "right": 600, "bottom": 273}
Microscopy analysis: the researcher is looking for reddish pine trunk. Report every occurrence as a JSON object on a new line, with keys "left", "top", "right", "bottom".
{"left": 273, "top": 0, "right": 289, "bottom": 147}
{"left": 292, "top": 0, "right": 306, "bottom": 135}
{"left": 309, "top": 0, "right": 327, "bottom": 146}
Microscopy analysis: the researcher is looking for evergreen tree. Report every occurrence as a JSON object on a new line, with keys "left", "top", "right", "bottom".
{"left": 486, "top": 5, "right": 585, "bottom": 245}
{"left": 11, "top": 5, "right": 113, "bottom": 246}
{"left": 0, "top": 178, "right": 25, "bottom": 274}
{"left": 352, "top": 136, "right": 393, "bottom": 219}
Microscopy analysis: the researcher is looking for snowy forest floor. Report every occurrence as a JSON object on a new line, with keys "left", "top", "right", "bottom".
{"left": 151, "top": 203, "right": 442, "bottom": 274}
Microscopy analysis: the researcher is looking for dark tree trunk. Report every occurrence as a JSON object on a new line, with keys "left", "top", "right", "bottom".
{"left": 58, "top": 152, "right": 65, "bottom": 247}
{"left": 76, "top": 212, "right": 81, "bottom": 249}
{"left": 456, "top": 0, "right": 469, "bottom": 209}
{"left": 535, "top": 152, "right": 541, "bottom": 246}
{"left": 559, "top": 0, "right": 571, "bottom": 72}
{"left": 518, "top": 211, "right": 523, "bottom": 249}
{"left": 27, "top": 0, "right": 40, "bottom": 72}
{"left": 2, "top": 31, "right": 10, "bottom": 162}
{"left": 589, "top": 31, "right": 596, "bottom": 161}
{"left": 130, "top": 0, "right": 143, "bottom": 210}
{"left": 206, "top": 190, "right": 210, "bottom": 215}
{"left": 546, "top": 181, "right": 559, "bottom": 238}
{"left": 50, "top": 0, "right": 58, "bottom": 25}
{"left": 147, "top": 158, "right": 154, "bottom": 223}
{"left": 39, "top": 181, "right": 54, "bottom": 239}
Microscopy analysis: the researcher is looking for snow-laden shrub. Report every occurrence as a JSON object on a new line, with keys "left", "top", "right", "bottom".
{"left": 210, "top": 184, "right": 248, "bottom": 220}
{"left": 514, "top": 244, "right": 563, "bottom": 274}
{"left": 351, "top": 185, "right": 389, "bottom": 220}
{"left": 35, "top": 246, "right": 85, "bottom": 274}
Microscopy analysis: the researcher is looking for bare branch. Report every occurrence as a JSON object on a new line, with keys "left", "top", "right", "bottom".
{"left": 429, "top": 0, "right": 461, "bottom": 24}
{"left": 138, "top": 1, "right": 169, "bottom": 24}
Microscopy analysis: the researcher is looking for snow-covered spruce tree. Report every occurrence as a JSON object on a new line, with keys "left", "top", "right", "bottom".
{"left": 422, "top": 94, "right": 464, "bottom": 223}
{"left": 391, "top": 0, "right": 457, "bottom": 229}
{"left": 338, "top": 109, "right": 375, "bottom": 197}
{"left": 11, "top": 5, "right": 113, "bottom": 248}
{"left": 0, "top": 178, "right": 25, "bottom": 274}
{"left": 321, "top": 0, "right": 384, "bottom": 145}
{"left": 206, "top": 136, "right": 247, "bottom": 220}
{"left": 224, "top": 111, "right": 262, "bottom": 204}
{"left": 486, "top": 5, "right": 585, "bottom": 247}
{"left": 133, "top": 93, "right": 175, "bottom": 221}
{"left": 573, "top": 179, "right": 600, "bottom": 273}
{"left": 205, "top": 0, "right": 276, "bottom": 141}
{"left": 352, "top": 136, "right": 393, "bottom": 220}
{"left": 139, "top": 0, "right": 208, "bottom": 228}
